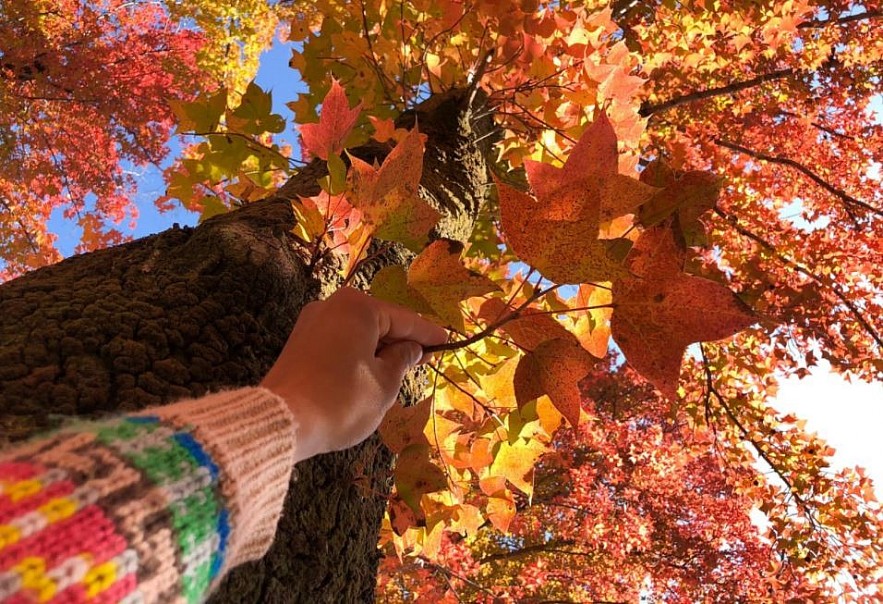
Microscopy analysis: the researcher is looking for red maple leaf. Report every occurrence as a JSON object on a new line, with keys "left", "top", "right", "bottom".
{"left": 514, "top": 337, "right": 597, "bottom": 427}
{"left": 299, "top": 78, "right": 362, "bottom": 160}
{"left": 611, "top": 222, "right": 757, "bottom": 398}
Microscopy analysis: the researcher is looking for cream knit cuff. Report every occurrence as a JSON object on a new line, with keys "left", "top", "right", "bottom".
{"left": 143, "top": 387, "right": 298, "bottom": 571}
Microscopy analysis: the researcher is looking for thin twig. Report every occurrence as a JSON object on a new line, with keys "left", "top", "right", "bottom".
{"left": 715, "top": 138, "right": 882, "bottom": 218}
{"left": 698, "top": 344, "right": 813, "bottom": 523}
{"left": 424, "top": 285, "right": 561, "bottom": 353}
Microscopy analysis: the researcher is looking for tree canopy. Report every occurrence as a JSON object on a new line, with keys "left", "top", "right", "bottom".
{"left": 1, "top": 0, "right": 881, "bottom": 600}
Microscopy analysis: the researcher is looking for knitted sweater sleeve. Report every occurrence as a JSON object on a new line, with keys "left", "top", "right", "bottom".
{"left": 0, "top": 387, "right": 298, "bottom": 604}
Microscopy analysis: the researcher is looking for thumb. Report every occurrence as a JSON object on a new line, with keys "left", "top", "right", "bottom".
{"left": 376, "top": 340, "right": 423, "bottom": 387}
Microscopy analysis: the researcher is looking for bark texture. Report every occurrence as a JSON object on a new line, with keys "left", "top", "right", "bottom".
{"left": 0, "top": 89, "right": 496, "bottom": 603}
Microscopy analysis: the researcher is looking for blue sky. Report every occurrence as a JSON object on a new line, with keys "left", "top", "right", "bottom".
{"left": 44, "top": 36, "right": 883, "bottom": 495}
{"left": 773, "top": 95, "right": 882, "bottom": 491}
{"left": 47, "top": 38, "right": 305, "bottom": 255}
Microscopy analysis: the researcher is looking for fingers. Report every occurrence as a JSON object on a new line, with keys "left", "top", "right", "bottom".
{"left": 332, "top": 287, "right": 448, "bottom": 348}
{"left": 373, "top": 298, "right": 448, "bottom": 347}
{"left": 375, "top": 340, "right": 423, "bottom": 406}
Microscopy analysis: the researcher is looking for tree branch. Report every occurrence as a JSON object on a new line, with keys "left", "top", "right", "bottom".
{"left": 423, "top": 284, "right": 561, "bottom": 353}
{"left": 714, "top": 208, "right": 883, "bottom": 350}
{"left": 776, "top": 110, "right": 854, "bottom": 141}
{"left": 715, "top": 138, "right": 883, "bottom": 218}
{"left": 186, "top": 130, "right": 298, "bottom": 168}
{"left": 0, "top": 197, "right": 40, "bottom": 255}
{"left": 798, "top": 10, "right": 881, "bottom": 29}
{"left": 639, "top": 68, "right": 795, "bottom": 117}
{"left": 699, "top": 345, "right": 811, "bottom": 514}
{"left": 417, "top": 558, "right": 500, "bottom": 599}
{"left": 357, "top": 0, "right": 398, "bottom": 105}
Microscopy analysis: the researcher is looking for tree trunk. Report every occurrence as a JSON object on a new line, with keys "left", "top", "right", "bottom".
{"left": 0, "top": 89, "right": 495, "bottom": 603}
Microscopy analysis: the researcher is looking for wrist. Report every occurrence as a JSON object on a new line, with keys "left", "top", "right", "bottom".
{"left": 259, "top": 379, "right": 325, "bottom": 463}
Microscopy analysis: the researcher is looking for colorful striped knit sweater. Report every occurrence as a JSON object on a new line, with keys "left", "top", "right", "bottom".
{"left": 0, "top": 387, "right": 298, "bottom": 604}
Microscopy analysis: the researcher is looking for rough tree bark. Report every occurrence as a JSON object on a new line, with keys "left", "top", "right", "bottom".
{"left": 0, "top": 89, "right": 496, "bottom": 603}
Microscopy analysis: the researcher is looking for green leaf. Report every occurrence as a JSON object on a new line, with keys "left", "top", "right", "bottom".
{"left": 320, "top": 153, "right": 348, "bottom": 195}
{"left": 228, "top": 81, "right": 286, "bottom": 135}
{"left": 371, "top": 265, "right": 438, "bottom": 319}
{"left": 198, "top": 196, "right": 228, "bottom": 223}
{"left": 170, "top": 87, "right": 228, "bottom": 133}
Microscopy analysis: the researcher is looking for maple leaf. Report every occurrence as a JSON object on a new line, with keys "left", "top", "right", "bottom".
{"left": 450, "top": 503, "right": 483, "bottom": 537}
{"left": 169, "top": 87, "right": 228, "bottom": 132}
{"left": 478, "top": 356, "right": 518, "bottom": 412}
{"left": 584, "top": 42, "right": 646, "bottom": 103}
{"left": 572, "top": 283, "right": 613, "bottom": 358}
{"left": 637, "top": 160, "right": 723, "bottom": 246}
{"left": 368, "top": 115, "right": 409, "bottom": 143}
{"left": 369, "top": 115, "right": 397, "bottom": 142}
{"left": 514, "top": 337, "right": 597, "bottom": 426}
{"left": 490, "top": 438, "right": 547, "bottom": 496}
{"left": 371, "top": 265, "right": 439, "bottom": 320}
{"left": 227, "top": 81, "right": 286, "bottom": 135}
{"left": 535, "top": 395, "right": 564, "bottom": 436}
{"left": 380, "top": 397, "right": 432, "bottom": 454}
{"left": 497, "top": 113, "right": 658, "bottom": 284}
{"left": 387, "top": 498, "right": 420, "bottom": 536}
{"left": 299, "top": 78, "right": 362, "bottom": 160}
{"left": 522, "top": 113, "right": 657, "bottom": 222}
{"left": 480, "top": 296, "right": 606, "bottom": 361}
{"left": 611, "top": 223, "right": 757, "bottom": 398}
{"left": 348, "top": 126, "right": 441, "bottom": 251}
{"left": 422, "top": 412, "right": 462, "bottom": 465}
{"left": 395, "top": 443, "right": 448, "bottom": 513}
{"left": 480, "top": 477, "right": 517, "bottom": 533}
{"left": 435, "top": 380, "right": 483, "bottom": 419}
{"left": 470, "top": 439, "right": 496, "bottom": 473}
{"left": 408, "top": 239, "right": 499, "bottom": 331}
{"left": 477, "top": 298, "right": 604, "bottom": 424}
{"left": 478, "top": 297, "right": 573, "bottom": 351}
{"left": 297, "top": 191, "right": 361, "bottom": 243}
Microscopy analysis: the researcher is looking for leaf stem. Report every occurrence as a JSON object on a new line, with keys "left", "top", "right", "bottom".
{"left": 423, "top": 284, "right": 561, "bottom": 353}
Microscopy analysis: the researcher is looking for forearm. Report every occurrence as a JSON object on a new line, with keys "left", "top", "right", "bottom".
{"left": 0, "top": 387, "right": 297, "bottom": 604}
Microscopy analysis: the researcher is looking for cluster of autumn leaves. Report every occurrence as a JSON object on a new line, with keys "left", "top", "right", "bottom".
{"left": 4, "top": 0, "right": 880, "bottom": 596}
{"left": 291, "top": 81, "right": 759, "bottom": 533}
{"left": 3, "top": 0, "right": 881, "bottom": 596}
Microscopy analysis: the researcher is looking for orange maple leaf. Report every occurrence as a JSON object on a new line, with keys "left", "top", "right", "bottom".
{"left": 611, "top": 222, "right": 757, "bottom": 398}
{"left": 514, "top": 337, "right": 597, "bottom": 427}
{"left": 348, "top": 126, "right": 440, "bottom": 252}
{"left": 498, "top": 113, "right": 657, "bottom": 284}
{"left": 489, "top": 438, "right": 547, "bottom": 496}
{"left": 478, "top": 297, "right": 573, "bottom": 351}
{"left": 394, "top": 444, "right": 447, "bottom": 513}
{"left": 637, "top": 159, "right": 722, "bottom": 245}
{"left": 408, "top": 239, "right": 499, "bottom": 331}
{"left": 379, "top": 397, "right": 432, "bottom": 454}
{"left": 572, "top": 284, "right": 613, "bottom": 358}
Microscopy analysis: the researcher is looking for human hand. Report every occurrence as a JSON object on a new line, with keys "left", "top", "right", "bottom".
{"left": 261, "top": 287, "right": 448, "bottom": 463}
